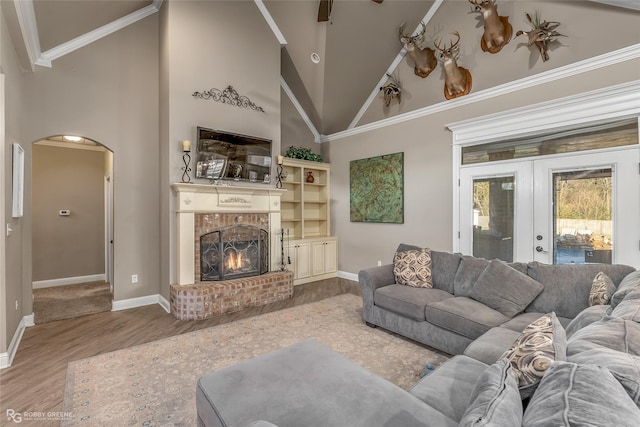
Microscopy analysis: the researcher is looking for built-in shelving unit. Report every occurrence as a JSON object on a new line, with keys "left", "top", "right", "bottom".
{"left": 280, "top": 158, "right": 337, "bottom": 285}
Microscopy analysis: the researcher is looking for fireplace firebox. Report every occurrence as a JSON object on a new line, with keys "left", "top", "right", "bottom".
{"left": 200, "top": 225, "right": 268, "bottom": 281}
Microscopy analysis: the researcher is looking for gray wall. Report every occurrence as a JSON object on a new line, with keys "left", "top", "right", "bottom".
{"left": 20, "top": 13, "right": 160, "bottom": 303}
{"left": 159, "top": 1, "right": 282, "bottom": 297}
{"left": 32, "top": 145, "right": 106, "bottom": 282}
{"left": 1, "top": 7, "right": 26, "bottom": 353}
{"left": 327, "top": 58, "right": 640, "bottom": 276}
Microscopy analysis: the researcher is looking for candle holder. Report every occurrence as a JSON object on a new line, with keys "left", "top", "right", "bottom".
{"left": 276, "top": 164, "right": 283, "bottom": 189}
{"left": 181, "top": 151, "right": 192, "bottom": 183}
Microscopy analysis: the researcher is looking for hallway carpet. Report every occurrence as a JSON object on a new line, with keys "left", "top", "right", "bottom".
{"left": 33, "top": 281, "right": 112, "bottom": 324}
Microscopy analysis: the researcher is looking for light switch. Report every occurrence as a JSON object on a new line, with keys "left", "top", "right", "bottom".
{"left": 59, "top": 210, "right": 71, "bottom": 216}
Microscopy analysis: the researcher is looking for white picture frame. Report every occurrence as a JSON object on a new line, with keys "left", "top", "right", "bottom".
{"left": 12, "top": 143, "right": 24, "bottom": 217}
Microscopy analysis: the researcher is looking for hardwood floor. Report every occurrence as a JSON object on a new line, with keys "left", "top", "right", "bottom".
{"left": 0, "top": 278, "right": 359, "bottom": 423}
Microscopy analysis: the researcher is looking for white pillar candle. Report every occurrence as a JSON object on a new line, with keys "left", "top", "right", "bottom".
{"left": 277, "top": 155, "right": 284, "bottom": 165}
{"left": 182, "top": 140, "right": 191, "bottom": 152}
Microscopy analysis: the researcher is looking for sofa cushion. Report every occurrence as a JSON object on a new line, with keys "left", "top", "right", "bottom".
{"left": 589, "top": 271, "right": 616, "bottom": 306}
{"left": 500, "top": 312, "right": 567, "bottom": 398}
{"left": 410, "top": 355, "right": 489, "bottom": 423}
{"left": 499, "top": 312, "right": 544, "bottom": 333}
{"left": 393, "top": 248, "right": 433, "bottom": 288}
{"left": 469, "top": 259, "right": 544, "bottom": 318}
{"left": 564, "top": 304, "right": 609, "bottom": 339}
{"left": 611, "top": 289, "right": 640, "bottom": 322}
{"left": 459, "top": 359, "right": 523, "bottom": 427}
{"left": 426, "top": 297, "right": 509, "bottom": 340}
{"left": 526, "top": 262, "right": 635, "bottom": 319}
{"left": 522, "top": 362, "right": 640, "bottom": 427}
{"left": 453, "top": 256, "right": 490, "bottom": 297}
{"left": 374, "top": 285, "right": 453, "bottom": 321}
{"left": 464, "top": 327, "right": 521, "bottom": 365}
{"left": 568, "top": 317, "right": 640, "bottom": 356}
{"left": 567, "top": 318, "right": 640, "bottom": 406}
{"left": 611, "top": 270, "right": 640, "bottom": 309}
{"left": 396, "top": 244, "right": 461, "bottom": 293}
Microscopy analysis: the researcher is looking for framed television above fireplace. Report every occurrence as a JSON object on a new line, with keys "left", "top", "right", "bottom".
{"left": 195, "top": 126, "right": 272, "bottom": 183}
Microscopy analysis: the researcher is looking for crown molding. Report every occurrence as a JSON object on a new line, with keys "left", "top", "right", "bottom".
{"left": 322, "top": 43, "right": 640, "bottom": 143}
{"left": 38, "top": 1, "right": 164, "bottom": 67}
{"left": 447, "top": 80, "right": 640, "bottom": 146}
{"left": 589, "top": 0, "right": 640, "bottom": 11}
{"left": 254, "top": 0, "right": 287, "bottom": 45}
{"left": 12, "top": 0, "right": 41, "bottom": 72}
{"left": 280, "top": 77, "right": 322, "bottom": 143}
{"left": 347, "top": 0, "right": 445, "bottom": 130}
{"left": 14, "top": 0, "right": 164, "bottom": 68}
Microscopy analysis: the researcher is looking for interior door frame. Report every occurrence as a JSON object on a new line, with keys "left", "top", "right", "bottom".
{"left": 104, "top": 172, "right": 114, "bottom": 291}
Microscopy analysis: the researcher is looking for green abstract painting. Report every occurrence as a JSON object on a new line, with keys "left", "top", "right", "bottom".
{"left": 350, "top": 152, "right": 404, "bottom": 223}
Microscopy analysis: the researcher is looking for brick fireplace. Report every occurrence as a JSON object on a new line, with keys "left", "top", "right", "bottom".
{"left": 171, "top": 184, "right": 292, "bottom": 320}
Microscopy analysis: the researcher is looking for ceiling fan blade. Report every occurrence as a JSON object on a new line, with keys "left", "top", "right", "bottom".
{"left": 318, "top": 0, "right": 333, "bottom": 22}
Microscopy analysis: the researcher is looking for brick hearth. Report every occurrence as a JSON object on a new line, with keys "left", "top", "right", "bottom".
{"left": 170, "top": 271, "right": 294, "bottom": 321}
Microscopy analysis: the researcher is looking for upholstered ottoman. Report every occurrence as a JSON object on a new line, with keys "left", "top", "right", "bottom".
{"left": 196, "top": 339, "right": 458, "bottom": 427}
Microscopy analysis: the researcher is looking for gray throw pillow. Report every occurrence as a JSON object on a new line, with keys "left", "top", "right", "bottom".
{"left": 589, "top": 271, "right": 616, "bottom": 306}
{"left": 611, "top": 270, "right": 640, "bottom": 309}
{"left": 611, "top": 289, "right": 640, "bottom": 322}
{"left": 469, "top": 259, "right": 544, "bottom": 318}
{"left": 564, "top": 304, "right": 609, "bottom": 339}
{"left": 458, "top": 359, "right": 523, "bottom": 427}
{"left": 500, "top": 312, "right": 567, "bottom": 399}
{"left": 522, "top": 362, "right": 640, "bottom": 427}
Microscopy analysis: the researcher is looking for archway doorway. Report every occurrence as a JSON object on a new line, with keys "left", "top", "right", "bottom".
{"left": 31, "top": 135, "right": 114, "bottom": 324}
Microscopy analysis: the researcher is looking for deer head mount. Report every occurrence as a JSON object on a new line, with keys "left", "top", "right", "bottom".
{"left": 435, "top": 32, "right": 472, "bottom": 100}
{"left": 515, "top": 11, "right": 564, "bottom": 62}
{"left": 379, "top": 74, "right": 402, "bottom": 107}
{"left": 399, "top": 22, "right": 437, "bottom": 78}
{"left": 468, "top": 0, "right": 512, "bottom": 53}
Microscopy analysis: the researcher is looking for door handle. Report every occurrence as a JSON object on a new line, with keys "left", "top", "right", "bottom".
{"left": 535, "top": 246, "right": 548, "bottom": 254}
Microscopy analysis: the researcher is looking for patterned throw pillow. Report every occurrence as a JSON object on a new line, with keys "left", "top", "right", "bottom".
{"left": 499, "top": 312, "right": 567, "bottom": 398}
{"left": 393, "top": 249, "right": 433, "bottom": 288}
{"left": 589, "top": 271, "right": 616, "bottom": 306}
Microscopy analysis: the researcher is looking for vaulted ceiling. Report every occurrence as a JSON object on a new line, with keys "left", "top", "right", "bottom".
{"left": 3, "top": 0, "right": 640, "bottom": 136}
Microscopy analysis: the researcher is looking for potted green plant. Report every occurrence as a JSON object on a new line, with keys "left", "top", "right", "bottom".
{"left": 284, "top": 146, "right": 323, "bottom": 162}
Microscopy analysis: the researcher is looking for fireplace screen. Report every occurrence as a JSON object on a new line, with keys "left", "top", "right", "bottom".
{"left": 200, "top": 225, "right": 268, "bottom": 281}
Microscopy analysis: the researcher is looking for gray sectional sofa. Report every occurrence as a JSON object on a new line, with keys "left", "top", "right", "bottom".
{"left": 196, "top": 245, "right": 640, "bottom": 426}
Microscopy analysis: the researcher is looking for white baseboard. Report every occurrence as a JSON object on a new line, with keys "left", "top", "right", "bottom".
{"left": 158, "top": 295, "right": 170, "bottom": 313}
{"left": 112, "top": 294, "right": 170, "bottom": 312}
{"left": 0, "top": 314, "right": 34, "bottom": 369}
{"left": 338, "top": 271, "right": 358, "bottom": 282}
{"left": 33, "top": 274, "right": 106, "bottom": 289}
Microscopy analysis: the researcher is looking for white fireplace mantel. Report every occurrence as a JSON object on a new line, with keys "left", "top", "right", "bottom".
{"left": 172, "top": 183, "right": 286, "bottom": 285}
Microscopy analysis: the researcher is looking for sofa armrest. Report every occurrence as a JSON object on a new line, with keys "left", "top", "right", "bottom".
{"left": 358, "top": 264, "right": 395, "bottom": 322}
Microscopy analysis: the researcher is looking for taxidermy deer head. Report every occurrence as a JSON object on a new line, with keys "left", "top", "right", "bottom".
{"left": 468, "top": 0, "right": 512, "bottom": 53}
{"left": 435, "top": 32, "right": 472, "bottom": 100}
{"left": 379, "top": 74, "right": 402, "bottom": 107}
{"left": 515, "top": 11, "right": 564, "bottom": 62}
{"left": 399, "top": 22, "right": 437, "bottom": 78}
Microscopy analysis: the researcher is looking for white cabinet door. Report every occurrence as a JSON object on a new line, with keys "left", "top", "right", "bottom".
{"left": 312, "top": 239, "right": 337, "bottom": 276}
{"left": 289, "top": 241, "right": 311, "bottom": 280}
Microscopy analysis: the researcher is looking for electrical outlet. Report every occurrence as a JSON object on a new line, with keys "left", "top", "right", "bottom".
{"left": 377, "top": 260, "right": 382, "bottom": 266}
{"left": 131, "top": 274, "right": 138, "bottom": 284}
{"left": 15, "top": 300, "right": 19, "bottom": 310}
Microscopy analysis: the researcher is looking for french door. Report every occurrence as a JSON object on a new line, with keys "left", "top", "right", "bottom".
{"left": 459, "top": 148, "right": 640, "bottom": 267}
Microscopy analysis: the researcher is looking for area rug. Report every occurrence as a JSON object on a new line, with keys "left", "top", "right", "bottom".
{"left": 33, "top": 281, "right": 112, "bottom": 324}
{"left": 62, "top": 293, "right": 448, "bottom": 426}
